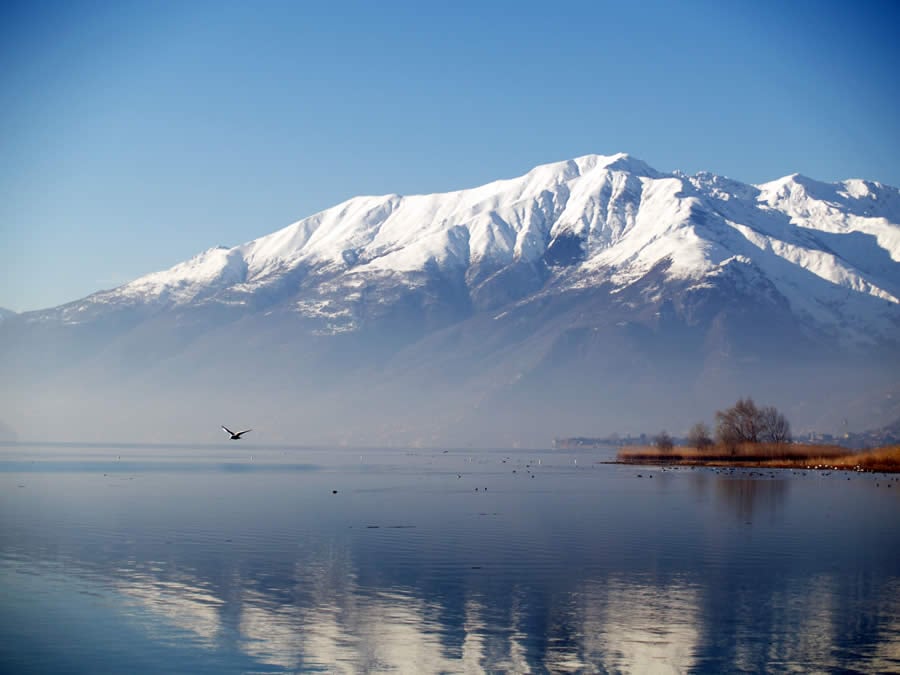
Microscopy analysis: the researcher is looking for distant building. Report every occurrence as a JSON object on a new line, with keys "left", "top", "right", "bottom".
{"left": 553, "top": 434, "right": 653, "bottom": 449}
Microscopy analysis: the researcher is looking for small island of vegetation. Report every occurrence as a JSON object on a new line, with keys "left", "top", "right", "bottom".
{"left": 617, "top": 398, "right": 900, "bottom": 473}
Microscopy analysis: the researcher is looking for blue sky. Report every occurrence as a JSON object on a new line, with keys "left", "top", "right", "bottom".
{"left": 2, "top": 0, "right": 898, "bottom": 312}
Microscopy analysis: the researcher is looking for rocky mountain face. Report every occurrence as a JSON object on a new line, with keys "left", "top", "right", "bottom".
{"left": 2, "top": 154, "right": 899, "bottom": 446}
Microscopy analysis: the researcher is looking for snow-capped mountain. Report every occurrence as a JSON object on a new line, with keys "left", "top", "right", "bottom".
{"left": 3, "top": 154, "right": 899, "bottom": 445}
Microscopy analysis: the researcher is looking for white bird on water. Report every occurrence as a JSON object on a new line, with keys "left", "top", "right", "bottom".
{"left": 222, "top": 425, "right": 252, "bottom": 440}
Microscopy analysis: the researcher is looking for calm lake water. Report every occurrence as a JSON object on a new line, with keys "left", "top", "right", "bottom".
{"left": 1, "top": 443, "right": 898, "bottom": 674}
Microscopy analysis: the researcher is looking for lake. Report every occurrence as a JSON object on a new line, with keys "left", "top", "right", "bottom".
{"left": 1, "top": 443, "right": 898, "bottom": 673}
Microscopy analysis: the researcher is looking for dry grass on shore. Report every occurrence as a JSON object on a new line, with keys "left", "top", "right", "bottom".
{"left": 617, "top": 443, "right": 900, "bottom": 473}
{"left": 804, "top": 445, "right": 900, "bottom": 473}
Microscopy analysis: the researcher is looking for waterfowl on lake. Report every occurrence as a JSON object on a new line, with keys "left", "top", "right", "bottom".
{"left": 222, "top": 425, "right": 252, "bottom": 440}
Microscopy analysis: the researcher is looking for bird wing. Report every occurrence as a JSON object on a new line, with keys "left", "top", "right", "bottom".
{"left": 237, "top": 429, "right": 252, "bottom": 436}
{"left": 222, "top": 425, "right": 234, "bottom": 435}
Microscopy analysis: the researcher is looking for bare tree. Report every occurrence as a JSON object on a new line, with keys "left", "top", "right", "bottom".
{"left": 715, "top": 397, "right": 762, "bottom": 446}
{"left": 654, "top": 430, "right": 674, "bottom": 452}
{"left": 686, "top": 422, "right": 713, "bottom": 449}
{"left": 760, "top": 406, "right": 791, "bottom": 443}
{"left": 716, "top": 398, "right": 791, "bottom": 446}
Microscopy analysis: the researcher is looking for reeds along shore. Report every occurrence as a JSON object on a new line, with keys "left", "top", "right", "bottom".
{"left": 616, "top": 443, "right": 900, "bottom": 473}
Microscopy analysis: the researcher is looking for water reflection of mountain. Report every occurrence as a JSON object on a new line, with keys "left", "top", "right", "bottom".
{"left": 99, "top": 557, "right": 900, "bottom": 673}
{"left": 3, "top": 454, "right": 899, "bottom": 673}
{"left": 6, "top": 509, "right": 885, "bottom": 675}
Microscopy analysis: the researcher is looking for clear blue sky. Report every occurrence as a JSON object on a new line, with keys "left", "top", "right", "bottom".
{"left": 2, "top": 0, "right": 898, "bottom": 312}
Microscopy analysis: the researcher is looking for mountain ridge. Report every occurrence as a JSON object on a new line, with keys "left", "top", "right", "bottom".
{"left": 35, "top": 153, "right": 900, "bottom": 310}
{"left": 3, "top": 154, "right": 899, "bottom": 445}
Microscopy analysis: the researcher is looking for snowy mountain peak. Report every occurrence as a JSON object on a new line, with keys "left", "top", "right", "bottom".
{"left": 590, "top": 152, "right": 660, "bottom": 177}
{"left": 65, "top": 154, "right": 900, "bottom": 346}
{"left": 5, "top": 155, "right": 900, "bottom": 447}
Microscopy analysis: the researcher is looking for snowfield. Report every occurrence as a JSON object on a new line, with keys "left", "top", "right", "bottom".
{"left": 70, "top": 152, "right": 898, "bottom": 343}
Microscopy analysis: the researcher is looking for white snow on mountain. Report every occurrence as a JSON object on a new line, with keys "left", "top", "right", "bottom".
{"left": 72, "top": 153, "right": 900, "bottom": 342}
{"left": 109, "top": 246, "right": 249, "bottom": 305}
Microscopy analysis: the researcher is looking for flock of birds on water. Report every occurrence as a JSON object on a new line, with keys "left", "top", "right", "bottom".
{"left": 11, "top": 430, "right": 900, "bottom": 495}
{"left": 215, "top": 425, "right": 898, "bottom": 491}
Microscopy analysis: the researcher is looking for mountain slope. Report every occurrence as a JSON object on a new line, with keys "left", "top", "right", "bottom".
{"left": 2, "top": 154, "right": 899, "bottom": 445}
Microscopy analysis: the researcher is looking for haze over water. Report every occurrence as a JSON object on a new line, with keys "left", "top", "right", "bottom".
{"left": 1, "top": 443, "right": 898, "bottom": 673}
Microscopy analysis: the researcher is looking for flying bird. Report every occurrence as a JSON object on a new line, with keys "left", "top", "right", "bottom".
{"left": 222, "top": 425, "right": 252, "bottom": 440}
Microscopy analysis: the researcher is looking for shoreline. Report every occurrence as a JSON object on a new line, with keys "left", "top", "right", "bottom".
{"left": 607, "top": 459, "right": 900, "bottom": 474}
{"left": 612, "top": 443, "right": 900, "bottom": 474}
